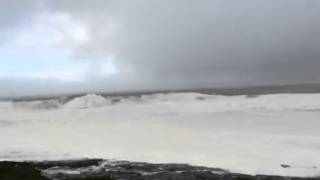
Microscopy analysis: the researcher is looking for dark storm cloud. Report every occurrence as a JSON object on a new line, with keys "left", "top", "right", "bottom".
{"left": 48, "top": 0, "right": 320, "bottom": 88}
{"left": 1, "top": 0, "right": 320, "bottom": 97}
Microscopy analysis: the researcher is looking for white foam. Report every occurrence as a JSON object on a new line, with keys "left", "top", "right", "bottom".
{"left": 64, "top": 94, "right": 108, "bottom": 109}
{"left": 13, "top": 100, "right": 61, "bottom": 110}
{"left": 1, "top": 93, "right": 320, "bottom": 177}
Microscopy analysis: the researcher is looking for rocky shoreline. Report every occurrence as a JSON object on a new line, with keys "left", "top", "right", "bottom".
{"left": 0, "top": 159, "right": 319, "bottom": 180}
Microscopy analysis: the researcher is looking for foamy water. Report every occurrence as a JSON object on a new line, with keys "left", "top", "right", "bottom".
{"left": 0, "top": 93, "right": 320, "bottom": 177}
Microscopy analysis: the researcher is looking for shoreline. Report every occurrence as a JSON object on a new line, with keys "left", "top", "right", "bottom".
{"left": 1, "top": 159, "right": 319, "bottom": 180}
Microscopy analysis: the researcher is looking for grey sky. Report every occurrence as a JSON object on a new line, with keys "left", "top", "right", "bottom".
{"left": 1, "top": 0, "right": 320, "bottom": 97}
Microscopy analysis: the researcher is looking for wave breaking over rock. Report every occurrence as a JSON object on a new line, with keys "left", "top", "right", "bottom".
{"left": 2, "top": 92, "right": 320, "bottom": 112}
{"left": 1, "top": 159, "right": 319, "bottom": 180}
{"left": 64, "top": 94, "right": 109, "bottom": 109}
{"left": 1, "top": 92, "right": 320, "bottom": 177}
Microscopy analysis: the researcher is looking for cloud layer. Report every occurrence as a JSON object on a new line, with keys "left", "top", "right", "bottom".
{"left": 1, "top": 0, "right": 320, "bottom": 96}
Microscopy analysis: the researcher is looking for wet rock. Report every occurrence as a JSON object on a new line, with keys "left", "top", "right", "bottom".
{"left": 1, "top": 160, "right": 320, "bottom": 180}
{"left": 0, "top": 161, "right": 48, "bottom": 180}
{"left": 34, "top": 159, "right": 103, "bottom": 169}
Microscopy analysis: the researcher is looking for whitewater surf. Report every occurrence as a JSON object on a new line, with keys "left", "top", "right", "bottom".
{"left": 0, "top": 93, "right": 320, "bottom": 177}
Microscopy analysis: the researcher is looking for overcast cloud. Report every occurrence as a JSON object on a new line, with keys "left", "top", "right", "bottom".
{"left": 1, "top": 0, "right": 320, "bottom": 97}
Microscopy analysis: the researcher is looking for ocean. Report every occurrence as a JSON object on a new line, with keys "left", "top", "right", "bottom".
{"left": 1, "top": 86, "right": 320, "bottom": 178}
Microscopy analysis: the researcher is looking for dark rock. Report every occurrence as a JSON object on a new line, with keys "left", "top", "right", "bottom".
{"left": 255, "top": 175, "right": 289, "bottom": 180}
{"left": 2, "top": 160, "right": 320, "bottom": 180}
{"left": 0, "top": 161, "right": 48, "bottom": 180}
{"left": 223, "top": 174, "right": 255, "bottom": 180}
{"left": 34, "top": 159, "right": 103, "bottom": 169}
{"left": 68, "top": 178, "right": 115, "bottom": 180}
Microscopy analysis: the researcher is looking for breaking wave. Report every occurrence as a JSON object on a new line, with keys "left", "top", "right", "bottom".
{"left": 13, "top": 100, "right": 61, "bottom": 110}
{"left": 1, "top": 92, "right": 320, "bottom": 112}
{"left": 1, "top": 92, "right": 320, "bottom": 177}
{"left": 64, "top": 94, "right": 108, "bottom": 109}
